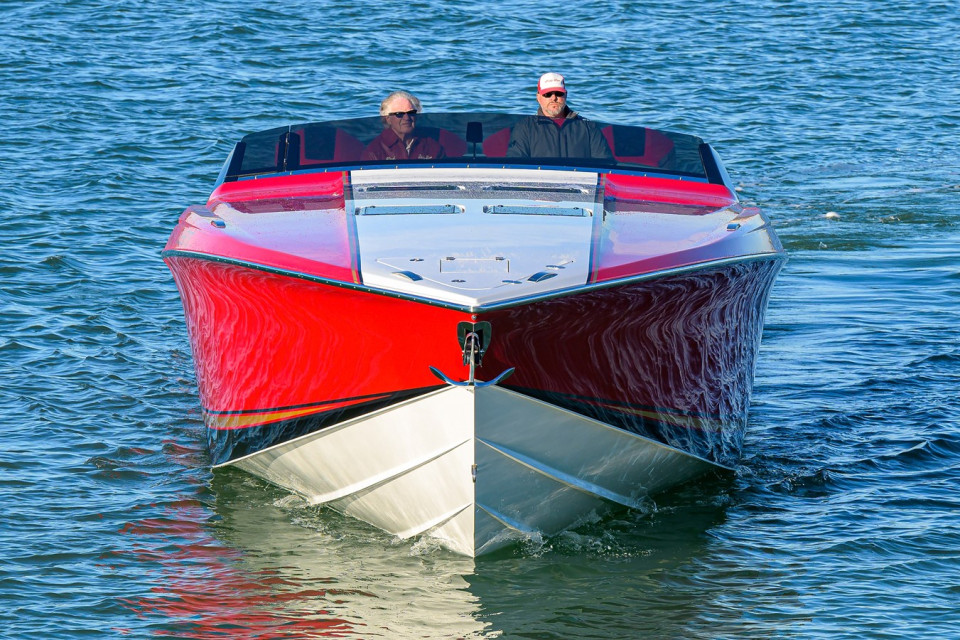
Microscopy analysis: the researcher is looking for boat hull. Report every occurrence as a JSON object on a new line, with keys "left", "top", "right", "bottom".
{"left": 166, "top": 251, "right": 781, "bottom": 466}
{"left": 485, "top": 257, "right": 783, "bottom": 467}
{"left": 165, "top": 249, "right": 781, "bottom": 555}
{"left": 230, "top": 384, "right": 715, "bottom": 556}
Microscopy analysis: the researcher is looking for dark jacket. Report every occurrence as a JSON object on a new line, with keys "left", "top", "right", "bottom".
{"left": 361, "top": 128, "right": 445, "bottom": 161}
{"left": 506, "top": 108, "right": 613, "bottom": 160}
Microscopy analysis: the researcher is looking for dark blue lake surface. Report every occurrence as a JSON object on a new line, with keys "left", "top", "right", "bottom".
{"left": 2, "top": 1, "right": 958, "bottom": 637}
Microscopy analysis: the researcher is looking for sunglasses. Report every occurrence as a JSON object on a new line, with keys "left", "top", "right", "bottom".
{"left": 388, "top": 110, "right": 418, "bottom": 119}
{"left": 542, "top": 91, "right": 566, "bottom": 99}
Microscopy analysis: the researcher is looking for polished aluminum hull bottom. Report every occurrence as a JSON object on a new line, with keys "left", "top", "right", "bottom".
{"left": 224, "top": 384, "right": 717, "bottom": 557}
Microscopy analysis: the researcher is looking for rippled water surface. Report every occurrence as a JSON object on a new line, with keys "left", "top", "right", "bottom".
{"left": 2, "top": 1, "right": 959, "bottom": 637}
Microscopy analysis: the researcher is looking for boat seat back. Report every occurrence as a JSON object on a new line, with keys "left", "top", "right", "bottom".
{"left": 295, "top": 126, "right": 365, "bottom": 166}
{"left": 417, "top": 127, "right": 468, "bottom": 158}
{"left": 482, "top": 127, "right": 512, "bottom": 158}
{"left": 602, "top": 125, "right": 676, "bottom": 169}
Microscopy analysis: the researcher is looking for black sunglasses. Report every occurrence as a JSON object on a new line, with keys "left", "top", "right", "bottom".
{"left": 388, "top": 110, "right": 418, "bottom": 119}
{"left": 542, "top": 91, "right": 566, "bottom": 98}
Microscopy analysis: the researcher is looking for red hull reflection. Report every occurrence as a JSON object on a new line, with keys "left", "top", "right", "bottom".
{"left": 116, "top": 502, "right": 360, "bottom": 638}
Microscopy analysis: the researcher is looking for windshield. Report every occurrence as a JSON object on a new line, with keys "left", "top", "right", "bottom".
{"left": 221, "top": 113, "right": 711, "bottom": 182}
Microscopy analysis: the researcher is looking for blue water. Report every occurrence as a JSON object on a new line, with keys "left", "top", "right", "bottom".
{"left": 2, "top": 1, "right": 959, "bottom": 637}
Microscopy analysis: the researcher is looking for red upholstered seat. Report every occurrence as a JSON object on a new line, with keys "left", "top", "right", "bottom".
{"left": 482, "top": 127, "right": 512, "bottom": 158}
{"left": 415, "top": 127, "right": 467, "bottom": 158}
{"left": 437, "top": 129, "right": 467, "bottom": 157}
{"left": 331, "top": 129, "right": 365, "bottom": 162}
{"left": 295, "top": 126, "right": 365, "bottom": 166}
{"left": 602, "top": 125, "right": 675, "bottom": 168}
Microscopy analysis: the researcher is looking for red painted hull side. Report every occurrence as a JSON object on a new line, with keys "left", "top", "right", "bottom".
{"left": 165, "top": 255, "right": 474, "bottom": 463}
{"left": 167, "top": 248, "right": 782, "bottom": 467}
{"left": 481, "top": 258, "right": 783, "bottom": 466}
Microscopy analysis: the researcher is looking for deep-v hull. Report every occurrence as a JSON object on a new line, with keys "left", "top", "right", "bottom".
{"left": 229, "top": 385, "right": 716, "bottom": 557}
{"left": 164, "top": 113, "right": 785, "bottom": 556}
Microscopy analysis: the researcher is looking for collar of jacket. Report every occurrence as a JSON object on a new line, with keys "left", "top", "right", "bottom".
{"left": 535, "top": 107, "right": 579, "bottom": 119}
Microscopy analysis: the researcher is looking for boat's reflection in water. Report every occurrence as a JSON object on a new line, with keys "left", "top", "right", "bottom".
{"left": 123, "top": 463, "right": 739, "bottom": 637}
{"left": 193, "top": 469, "right": 737, "bottom": 637}
{"left": 205, "top": 468, "right": 485, "bottom": 637}
{"left": 118, "top": 493, "right": 360, "bottom": 637}
{"left": 466, "top": 480, "right": 737, "bottom": 638}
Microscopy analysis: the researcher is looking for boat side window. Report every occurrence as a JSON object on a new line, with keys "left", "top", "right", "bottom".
{"left": 235, "top": 126, "right": 289, "bottom": 176}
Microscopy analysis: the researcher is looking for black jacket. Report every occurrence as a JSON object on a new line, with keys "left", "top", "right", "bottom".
{"left": 506, "top": 109, "right": 614, "bottom": 160}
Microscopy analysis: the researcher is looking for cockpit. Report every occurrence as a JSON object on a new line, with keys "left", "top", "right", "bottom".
{"left": 217, "top": 113, "right": 731, "bottom": 188}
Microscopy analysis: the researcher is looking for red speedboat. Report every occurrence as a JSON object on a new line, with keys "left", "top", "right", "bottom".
{"left": 164, "top": 113, "right": 785, "bottom": 556}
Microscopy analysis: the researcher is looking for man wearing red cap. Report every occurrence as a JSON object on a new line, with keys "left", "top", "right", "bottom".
{"left": 506, "top": 73, "right": 613, "bottom": 160}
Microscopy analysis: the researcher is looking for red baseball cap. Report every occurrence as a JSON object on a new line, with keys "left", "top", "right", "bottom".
{"left": 537, "top": 72, "right": 566, "bottom": 95}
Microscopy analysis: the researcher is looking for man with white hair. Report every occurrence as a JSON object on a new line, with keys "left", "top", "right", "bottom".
{"left": 506, "top": 73, "right": 613, "bottom": 160}
{"left": 362, "top": 90, "right": 445, "bottom": 161}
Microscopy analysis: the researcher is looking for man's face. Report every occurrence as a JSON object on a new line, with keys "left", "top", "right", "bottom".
{"left": 537, "top": 90, "right": 567, "bottom": 118}
{"left": 384, "top": 97, "right": 417, "bottom": 140}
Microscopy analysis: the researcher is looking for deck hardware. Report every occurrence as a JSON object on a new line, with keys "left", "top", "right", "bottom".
{"left": 451, "top": 279, "right": 466, "bottom": 283}
{"left": 727, "top": 222, "right": 741, "bottom": 231}
{"left": 485, "top": 204, "right": 590, "bottom": 217}
{"left": 471, "top": 464, "right": 478, "bottom": 483}
{"left": 357, "top": 204, "right": 461, "bottom": 215}
{"left": 440, "top": 257, "right": 510, "bottom": 274}
{"left": 502, "top": 279, "right": 523, "bottom": 284}
{"left": 429, "top": 366, "right": 515, "bottom": 388}
{"left": 392, "top": 270, "right": 423, "bottom": 281}
{"left": 528, "top": 271, "right": 558, "bottom": 282}
{"left": 358, "top": 184, "right": 464, "bottom": 193}
{"left": 211, "top": 220, "right": 226, "bottom": 228}
{"left": 466, "top": 122, "right": 483, "bottom": 159}
{"left": 458, "top": 321, "right": 492, "bottom": 368}
{"left": 480, "top": 185, "right": 588, "bottom": 194}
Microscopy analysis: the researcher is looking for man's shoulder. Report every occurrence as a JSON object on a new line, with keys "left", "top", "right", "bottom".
{"left": 565, "top": 111, "right": 597, "bottom": 124}
{"left": 569, "top": 114, "right": 605, "bottom": 131}
{"left": 510, "top": 115, "right": 539, "bottom": 133}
